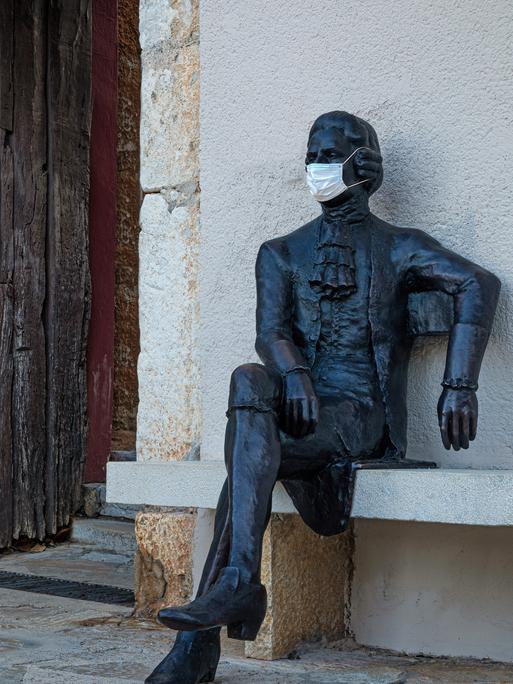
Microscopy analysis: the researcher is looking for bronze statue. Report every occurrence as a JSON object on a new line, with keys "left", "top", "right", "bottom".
{"left": 146, "top": 112, "right": 500, "bottom": 684}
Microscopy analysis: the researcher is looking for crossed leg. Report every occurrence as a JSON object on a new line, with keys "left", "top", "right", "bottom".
{"left": 146, "top": 363, "right": 351, "bottom": 683}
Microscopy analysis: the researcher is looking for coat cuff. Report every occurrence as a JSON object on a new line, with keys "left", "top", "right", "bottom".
{"left": 443, "top": 323, "right": 490, "bottom": 390}
{"left": 266, "top": 339, "right": 310, "bottom": 376}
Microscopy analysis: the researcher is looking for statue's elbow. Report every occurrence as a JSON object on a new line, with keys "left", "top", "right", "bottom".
{"left": 489, "top": 271, "right": 501, "bottom": 298}
{"left": 480, "top": 269, "right": 501, "bottom": 308}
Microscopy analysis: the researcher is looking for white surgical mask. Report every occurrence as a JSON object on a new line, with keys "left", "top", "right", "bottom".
{"left": 306, "top": 146, "right": 371, "bottom": 202}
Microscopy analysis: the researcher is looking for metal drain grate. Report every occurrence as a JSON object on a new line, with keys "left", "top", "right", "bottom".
{"left": 0, "top": 570, "right": 134, "bottom": 605}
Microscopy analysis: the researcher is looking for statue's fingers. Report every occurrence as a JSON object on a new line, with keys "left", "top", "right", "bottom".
{"left": 469, "top": 411, "right": 478, "bottom": 441}
{"left": 459, "top": 412, "right": 470, "bottom": 449}
{"left": 450, "top": 411, "right": 461, "bottom": 451}
{"left": 285, "top": 400, "right": 295, "bottom": 436}
{"left": 310, "top": 396, "right": 319, "bottom": 425}
{"left": 356, "top": 162, "right": 381, "bottom": 179}
{"left": 291, "top": 399, "right": 301, "bottom": 437}
{"left": 305, "top": 398, "right": 318, "bottom": 435}
{"left": 282, "top": 400, "right": 290, "bottom": 434}
{"left": 356, "top": 159, "right": 381, "bottom": 173}
{"left": 356, "top": 148, "right": 382, "bottom": 164}
{"left": 298, "top": 399, "right": 310, "bottom": 437}
{"left": 440, "top": 410, "right": 451, "bottom": 450}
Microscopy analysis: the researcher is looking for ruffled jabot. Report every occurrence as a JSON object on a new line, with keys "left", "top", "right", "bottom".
{"left": 309, "top": 196, "right": 370, "bottom": 299}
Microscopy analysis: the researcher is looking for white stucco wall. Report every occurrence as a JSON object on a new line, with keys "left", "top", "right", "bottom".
{"left": 198, "top": 0, "right": 513, "bottom": 660}
{"left": 351, "top": 519, "right": 513, "bottom": 662}
{"left": 199, "top": 0, "right": 512, "bottom": 467}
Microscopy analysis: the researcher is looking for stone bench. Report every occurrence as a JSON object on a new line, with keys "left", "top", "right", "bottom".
{"left": 107, "top": 462, "right": 513, "bottom": 658}
{"left": 107, "top": 461, "right": 513, "bottom": 526}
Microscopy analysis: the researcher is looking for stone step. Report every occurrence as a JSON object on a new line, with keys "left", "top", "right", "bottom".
{"left": 72, "top": 518, "right": 137, "bottom": 555}
{"left": 81, "top": 482, "right": 142, "bottom": 520}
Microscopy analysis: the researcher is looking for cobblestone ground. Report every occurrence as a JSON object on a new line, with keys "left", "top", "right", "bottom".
{"left": 2, "top": 586, "right": 513, "bottom": 683}
{"left": 2, "top": 538, "right": 513, "bottom": 683}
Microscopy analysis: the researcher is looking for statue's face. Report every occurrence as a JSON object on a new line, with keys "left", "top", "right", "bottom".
{"left": 305, "top": 125, "right": 365, "bottom": 204}
{"left": 305, "top": 127, "right": 353, "bottom": 166}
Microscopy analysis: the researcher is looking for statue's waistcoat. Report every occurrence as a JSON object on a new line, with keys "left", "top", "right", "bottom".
{"left": 289, "top": 213, "right": 411, "bottom": 457}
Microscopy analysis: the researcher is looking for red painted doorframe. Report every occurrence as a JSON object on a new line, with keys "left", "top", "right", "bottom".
{"left": 85, "top": 0, "right": 118, "bottom": 483}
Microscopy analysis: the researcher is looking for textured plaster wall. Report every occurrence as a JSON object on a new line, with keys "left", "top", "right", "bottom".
{"left": 199, "top": 0, "right": 513, "bottom": 467}
{"left": 351, "top": 519, "right": 513, "bottom": 662}
{"left": 137, "top": 0, "right": 201, "bottom": 461}
{"left": 198, "top": 0, "right": 513, "bottom": 659}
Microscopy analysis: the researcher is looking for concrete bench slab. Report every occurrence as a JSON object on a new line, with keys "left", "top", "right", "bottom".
{"left": 107, "top": 461, "right": 513, "bottom": 527}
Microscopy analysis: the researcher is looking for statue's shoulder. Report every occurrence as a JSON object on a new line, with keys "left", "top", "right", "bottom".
{"left": 371, "top": 214, "right": 441, "bottom": 249}
{"left": 258, "top": 216, "right": 320, "bottom": 259}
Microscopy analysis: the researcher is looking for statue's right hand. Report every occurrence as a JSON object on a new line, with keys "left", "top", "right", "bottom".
{"left": 282, "top": 370, "right": 319, "bottom": 438}
{"left": 354, "top": 147, "right": 383, "bottom": 194}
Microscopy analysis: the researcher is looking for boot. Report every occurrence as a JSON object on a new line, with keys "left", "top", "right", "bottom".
{"left": 158, "top": 566, "right": 267, "bottom": 641}
{"left": 144, "top": 628, "right": 220, "bottom": 684}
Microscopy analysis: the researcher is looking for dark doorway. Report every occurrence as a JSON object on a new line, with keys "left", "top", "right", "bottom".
{"left": 85, "top": 0, "right": 140, "bottom": 484}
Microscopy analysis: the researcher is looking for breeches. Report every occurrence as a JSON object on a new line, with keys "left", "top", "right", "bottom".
{"left": 227, "top": 362, "right": 388, "bottom": 536}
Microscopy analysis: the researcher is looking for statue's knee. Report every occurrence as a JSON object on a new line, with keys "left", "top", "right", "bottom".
{"left": 228, "top": 363, "right": 280, "bottom": 413}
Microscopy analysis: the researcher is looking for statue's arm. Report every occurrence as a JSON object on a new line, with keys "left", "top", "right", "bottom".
{"left": 404, "top": 230, "right": 501, "bottom": 450}
{"left": 254, "top": 242, "right": 318, "bottom": 437}
{"left": 254, "top": 242, "right": 307, "bottom": 373}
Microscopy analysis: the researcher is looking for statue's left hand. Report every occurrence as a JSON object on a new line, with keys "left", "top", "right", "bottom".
{"left": 437, "top": 388, "right": 478, "bottom": 450}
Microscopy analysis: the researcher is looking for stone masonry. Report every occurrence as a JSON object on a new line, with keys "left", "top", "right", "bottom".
{"left": 135, "top": 0, "right": 201, "bottom": 622}
{"left": 137, "top": 0, "right": 201, "bottom": 463}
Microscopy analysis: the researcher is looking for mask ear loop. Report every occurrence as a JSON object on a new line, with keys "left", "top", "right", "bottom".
{"left": 342, "top": 145, "right": 371, "bottom": 165}
{"left": 345, "top": 178, "right": 371, "bottom": 190}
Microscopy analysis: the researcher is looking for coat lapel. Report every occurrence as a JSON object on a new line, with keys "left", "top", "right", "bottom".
{"left": 369, "top": 216, "right": 400, "bottom": 453}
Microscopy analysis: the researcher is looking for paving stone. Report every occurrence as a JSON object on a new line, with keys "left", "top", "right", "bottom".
{"left": 1, "top": 583, "right": 513, "bottom": 683}
{"left": 0, "top": 541, "right": 134, "bottom": 589}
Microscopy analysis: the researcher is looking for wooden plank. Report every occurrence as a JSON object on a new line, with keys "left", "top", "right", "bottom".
{"left": 0, "top": 0, "right": 14, "bottom": 131}
{"left": 45, "top": 0, "right": 92, "bottom": 532}
{"left": 0, "top": 2, "right": 15, "bottom": 542}
{"left": 11, "top": 0, "right": 48, "bottom": 541}
{"left": 0, "top": 132, "right": 14, "bottom": 547}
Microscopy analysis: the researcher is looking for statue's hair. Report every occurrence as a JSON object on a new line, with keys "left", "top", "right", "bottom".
{"left": 308, "top": 111, "right": 381, "bottom": 154}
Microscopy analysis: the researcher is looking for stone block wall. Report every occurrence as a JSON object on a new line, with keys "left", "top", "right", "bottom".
{"left": 137, "top": 0, "right": 201, "bottom": 463}
{"left": 134, "top": 510, "right": 196, "bottom": 618}
{"left": 113, "top": 0, "right": 141, "bottom": 452}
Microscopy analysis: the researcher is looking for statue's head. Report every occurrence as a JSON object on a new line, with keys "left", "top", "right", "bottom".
{"left": 305, "top": 111, "right": 383, "bottom": 206}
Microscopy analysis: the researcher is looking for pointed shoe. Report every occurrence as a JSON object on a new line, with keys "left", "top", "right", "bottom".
{"left": 144, "top": 628, "right": 220, "bottom": 684}
{"left": 158, "top": 566, "right": 267, "bottom": 641}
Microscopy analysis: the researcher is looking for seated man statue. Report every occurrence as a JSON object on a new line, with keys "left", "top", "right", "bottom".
{"left": 146, "top": 111, "right": 500, "bottom": 684}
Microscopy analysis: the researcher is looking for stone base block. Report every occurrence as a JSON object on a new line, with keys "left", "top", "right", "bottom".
{"left": 246, "top": 513, "right": 353, "bottom": 660}
{"left": 134, "top": 509, "right": 352, "bottom": 660}
{"left": 134, "top": 509, "right": 197, "bottom": 618}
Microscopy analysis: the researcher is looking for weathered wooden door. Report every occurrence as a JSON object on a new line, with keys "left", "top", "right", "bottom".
{"left": 0, "top": 0, "right": 91, "bottom": 547}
